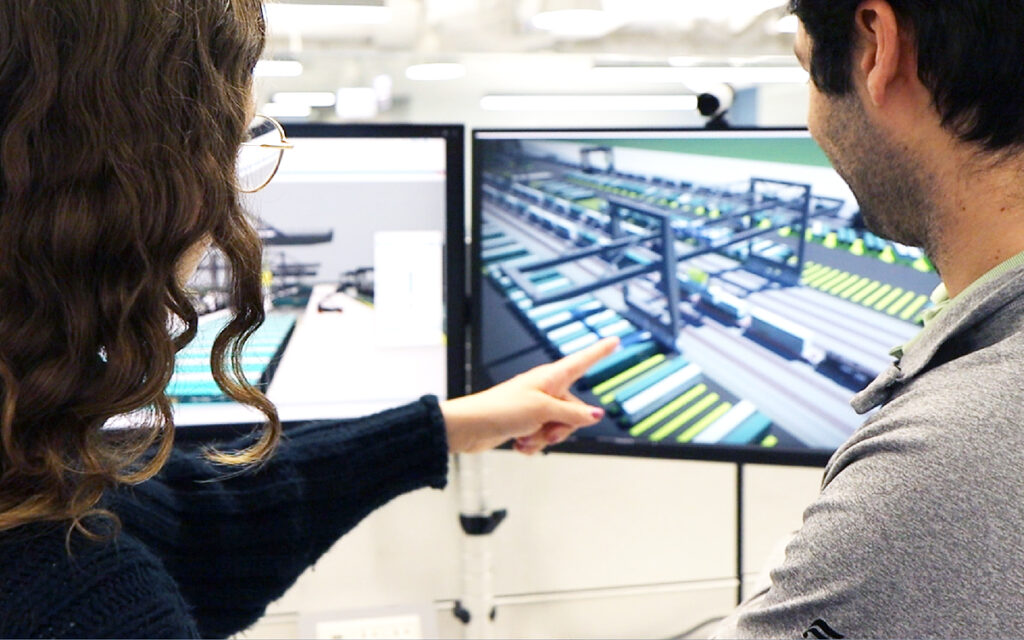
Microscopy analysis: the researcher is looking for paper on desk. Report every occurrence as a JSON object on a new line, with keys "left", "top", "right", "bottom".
{"left": 374, "top": 230, "right": 445, "bottom": 347}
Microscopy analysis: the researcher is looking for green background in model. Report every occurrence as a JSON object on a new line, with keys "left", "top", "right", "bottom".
{"left": 570, "top": 137, "right": 832, "bottom": 168}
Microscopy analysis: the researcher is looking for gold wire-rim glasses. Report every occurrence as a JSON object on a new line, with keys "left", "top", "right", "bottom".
{"left": 238, "top": 113, "right": 295, "bottom": 193}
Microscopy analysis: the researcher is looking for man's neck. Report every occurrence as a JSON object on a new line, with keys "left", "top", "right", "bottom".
{"left": 927, "top": 150, "right": 1024, "bottom": 297}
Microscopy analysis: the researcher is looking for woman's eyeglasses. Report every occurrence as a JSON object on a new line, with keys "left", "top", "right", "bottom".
{"left": 237, "top": 114, "right": 294, "bottom": 193}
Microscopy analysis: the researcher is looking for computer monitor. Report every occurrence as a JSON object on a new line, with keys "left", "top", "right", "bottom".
{"left": 471, "top": 128, "right": 940, "bottom": 466}
{"left": 172, "top": 123, "right": 465, "bottom": 436}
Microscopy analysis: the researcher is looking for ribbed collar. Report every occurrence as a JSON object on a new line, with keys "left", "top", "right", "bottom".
{"left": 891, "top": 248, "right": 1024, "bottom": 360}
{"left": 852, "top": 256, "right": 1024, "bottom": 414}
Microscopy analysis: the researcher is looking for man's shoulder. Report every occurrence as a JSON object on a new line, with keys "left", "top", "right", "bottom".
{"left": 0, "top": 522, "right": 198, "bottom": 638}
{"left": 733, "top": 361, "right": 1024, "bottom": 638}
{"left": 857, "top": 324, "right": 1024, "bottom": 445}
{"left": 825, "top": 334, "right": 1024, "bottom": 531}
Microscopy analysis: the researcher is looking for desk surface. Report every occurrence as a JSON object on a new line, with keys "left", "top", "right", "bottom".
{"left": 173, "top": 284, "right": 446, "bottom": 427}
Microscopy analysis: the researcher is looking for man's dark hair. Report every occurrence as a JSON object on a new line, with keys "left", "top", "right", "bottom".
{"left": 790, "top": 0, "right": 1024, "bottom": 152}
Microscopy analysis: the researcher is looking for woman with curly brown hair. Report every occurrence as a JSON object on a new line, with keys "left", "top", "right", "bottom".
{"left": 0, "top": 1, "right": 615, "bottom": 636}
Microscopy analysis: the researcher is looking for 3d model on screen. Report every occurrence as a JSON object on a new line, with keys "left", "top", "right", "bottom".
{"left": 474, "top": 132, "right": 941, "bottom": 459}
{"left": 168, "top": 222, "right": 332, "bottom": 403}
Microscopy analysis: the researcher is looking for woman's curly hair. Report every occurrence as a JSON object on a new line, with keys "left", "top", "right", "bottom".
{"left": 0, "top": 0, "right": 280, "bottom": 534}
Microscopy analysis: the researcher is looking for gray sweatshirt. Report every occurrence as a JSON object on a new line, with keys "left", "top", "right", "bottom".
{"left": 714, "top": 260, "right": 1024, "bottom": 639}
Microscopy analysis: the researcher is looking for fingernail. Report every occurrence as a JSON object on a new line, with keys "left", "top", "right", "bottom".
{"left": 591, "top": 407, "right": 605, "bottom": 420}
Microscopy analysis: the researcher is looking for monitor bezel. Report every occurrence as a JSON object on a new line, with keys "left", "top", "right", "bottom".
{"left": 177, "top": 123, "right": 466, "bottom": 443}
{"left": 470, "top": 126, "right": 849, "bottom": 469}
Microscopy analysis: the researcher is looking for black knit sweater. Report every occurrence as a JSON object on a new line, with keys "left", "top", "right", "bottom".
{"left": 0, "top": 397, "right": 449, "bottom": 638}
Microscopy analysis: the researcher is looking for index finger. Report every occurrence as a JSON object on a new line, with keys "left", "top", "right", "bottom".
{"left": 547, "top": 336, "right": 620, "bottom": 387}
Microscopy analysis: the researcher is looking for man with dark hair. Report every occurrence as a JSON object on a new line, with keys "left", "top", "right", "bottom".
{"left": 712, "top": 1, "right": 1024, "bottom": 637}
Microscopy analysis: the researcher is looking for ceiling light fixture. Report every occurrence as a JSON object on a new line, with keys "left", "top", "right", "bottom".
{"left": 480, "top": 94, "right": 697, "bottom": 112}
{"left": 261, "top": 102, "right": 313, "bottom": 119}
{"left": 531, "top": 0, "right": 621, "bottom": 38}
{"left": 254, "top": 60, "right": 304, "bottom": 78}
{"left": 405, "top": 63, "right": 467, "bottom": 81}
{"left": 664, "top": 60, "right": 809, "bottom": 85}
{"left": 270, "top": 92, "right": 338, "bottom": 107}
{"left": 264, "top": 0, "right": 392, "bottom": 28}
{"left": 336, "top": 87, "right": 380, "bottom": 120}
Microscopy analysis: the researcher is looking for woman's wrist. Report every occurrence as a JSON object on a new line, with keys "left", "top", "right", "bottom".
{"left": 439, "top": 398, "right": 471, "bottom": 454}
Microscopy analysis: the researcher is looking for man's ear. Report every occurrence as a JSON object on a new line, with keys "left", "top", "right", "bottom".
{"left": 854, "top": 1, "right": 905, "bottom": 107}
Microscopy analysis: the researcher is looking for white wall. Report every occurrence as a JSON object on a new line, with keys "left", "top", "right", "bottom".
{"left": 236, "top": 452, "right": 823, "bottom": 639}
{"left": 756, "top": 84, "right": 811, "bottom": 127}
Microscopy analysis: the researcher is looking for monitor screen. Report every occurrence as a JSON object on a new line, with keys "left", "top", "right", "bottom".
{"left": 471, "top": 129, "right": 940, "bottom": 466}
{"left": 171, "top": 123, "right": 464, "bottom": 433}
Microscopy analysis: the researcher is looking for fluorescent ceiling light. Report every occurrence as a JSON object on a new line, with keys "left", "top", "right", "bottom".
{"left": 532, "top": 9, "right": 621, "bottom": 37}
{"left": 659, "top": 62, "right": 809, "bottom": 85}
{"left": 336, "top": 87, "right": 379, "bottom": 119}
{"left": 531, "top": 0, "right": 620, "bottom": 38}
{"left": 600, "top": 0, "right": 787, "bottom": 23}
{"left": 480, "top": 94, "right": 698, "bottom": 112}
{"left": 405, "top": 63, "right": 467, "bottom": 81}
{"left": 263, "top": 1, "right": 392, "bottom": 28}
{"left": 254, "top": 60, "right": 304, "bottom": 78}
{"left": 271, "top": 92, "right": 337, "bottom": 107}
{"left": 261, "top": 102, "right": 313, "bottom": 119}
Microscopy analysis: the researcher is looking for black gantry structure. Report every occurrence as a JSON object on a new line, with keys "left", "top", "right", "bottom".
{"left": 502, "top": 177, "right": 827, "bottom": 353}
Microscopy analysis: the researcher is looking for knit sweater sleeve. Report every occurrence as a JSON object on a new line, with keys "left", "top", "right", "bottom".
{"left": 109, "top": 396, "right": 450, "bottom": 639}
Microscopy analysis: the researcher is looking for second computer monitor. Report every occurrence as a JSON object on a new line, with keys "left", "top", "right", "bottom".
{"left": 172, "top": 123, "right": 464, "bottom": 433}
{"left": 472, "top": 129, "right": 940, "bottom": 466}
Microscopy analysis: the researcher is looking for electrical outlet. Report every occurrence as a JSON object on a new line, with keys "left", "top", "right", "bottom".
{"left": 314, "top": 614, "right": 423, "bottom": 639}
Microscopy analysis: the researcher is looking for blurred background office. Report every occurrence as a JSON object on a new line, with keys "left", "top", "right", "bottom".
{"left": 254, "top": 0, "right": 808, "bottom": 129}
{"left": 234, "top": 2, "right": 821, "bottom": 639}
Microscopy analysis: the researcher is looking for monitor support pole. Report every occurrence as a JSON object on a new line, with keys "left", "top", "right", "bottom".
{"left": 736, "top": 462, "right": 745, "bottom": 606}
{"left": 454, "top": 453, "right": 506, "bottom": 639}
